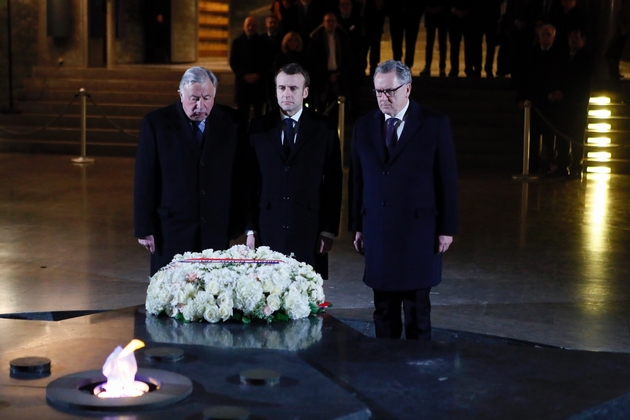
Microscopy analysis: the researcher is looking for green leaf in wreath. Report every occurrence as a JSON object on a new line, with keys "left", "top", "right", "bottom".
{"left": 273, "top": 311, "right": 290, "bottom": 322}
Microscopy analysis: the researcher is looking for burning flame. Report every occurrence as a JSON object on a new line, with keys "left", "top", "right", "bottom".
{"left": 98, "top": 339, "right": 147, "bottom": 398}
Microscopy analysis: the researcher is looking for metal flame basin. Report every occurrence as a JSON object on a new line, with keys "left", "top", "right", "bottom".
{"left": 46, "top": 368, "right": 192, "bottom": 412}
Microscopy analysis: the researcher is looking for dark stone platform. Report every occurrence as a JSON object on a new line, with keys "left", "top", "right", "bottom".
{"left": 1, "top": 306, "right": 630, "bottom": 419}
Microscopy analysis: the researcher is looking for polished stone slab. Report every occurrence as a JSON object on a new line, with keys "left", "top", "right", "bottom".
{"left": 1, "top": 307, "right": 630, "bottom": 419}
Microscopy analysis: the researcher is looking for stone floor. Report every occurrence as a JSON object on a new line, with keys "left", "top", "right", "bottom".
{"left": 1, "top": 152, "right": 629, "bottom": 354}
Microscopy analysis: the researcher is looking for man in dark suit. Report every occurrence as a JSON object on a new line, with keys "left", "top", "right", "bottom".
{"left": 517, "top": 24, "right": 565, "bottom": 175}
{"left": 307, "top": 13, "right": 351, "bottom": 111}
{"left": 229, "top": 16, "right": 267, "bottom": 119}
{"left": 350, "top": 60, "right": 458, "bottom": 340}
{"left": 134, "top": 67, "right": 249, "bottom": 275}
{"left": 247, "top": 63, "right": 342, "bottom": 279}
{"left": 550, "top": 28, "right": 595, "bottom": 177}
{"left": 387, "top": 0, "right": 426, "bottom": 69}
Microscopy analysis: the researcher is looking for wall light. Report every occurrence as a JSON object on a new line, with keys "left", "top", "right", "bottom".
{"left": 586, "top": 166, "right": 612, "bottom": 173}
{"left": 589, "top": 97, "right": 611, "bottom": 104}
{"left": 586, "top": 137, "right": 611, "bottom": 146}
{"left": 588, "top": 109, "right": 612, "bottom": 118}
{"left": 587, "top": 152, "right": 612, "bottom": 161}
{"left": 588, "top": 123, "right": 612, "bottom": 132}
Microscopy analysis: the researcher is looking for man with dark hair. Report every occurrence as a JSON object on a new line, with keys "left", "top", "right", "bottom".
{"left": 350, "top": 60, "right": 458, "bottom": 340}
{"left": 230, "top": 16, "right": 267, "bottom": 119}
{"left": 247, "top": 63, "right": 342, "bottom": 278}
{"left": 134, "top": 67, "right": 249, "bottom": 275}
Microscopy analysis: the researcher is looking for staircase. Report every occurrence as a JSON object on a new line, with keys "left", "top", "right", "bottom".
{"left": 198, "top": 0, "right": 229, "bottom": 58}
{"left": 583, "top": 86, "right": 630, "bottom": 174}
{"left": 0, "top": 66, "right": 235, "bottom": 157}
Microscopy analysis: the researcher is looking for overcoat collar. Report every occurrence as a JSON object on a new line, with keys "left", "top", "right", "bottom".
{"left": 369, "top": 100, "right": 425, "bottom": 166}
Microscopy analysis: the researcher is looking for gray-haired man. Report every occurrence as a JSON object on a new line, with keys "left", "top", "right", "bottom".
{"left": 134, "top": 66, "right": 250, "bottom": 275}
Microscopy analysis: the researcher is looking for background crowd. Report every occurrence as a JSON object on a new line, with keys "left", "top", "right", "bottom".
{"left": 230, "top": 0, "right": 630, "bottom": 177}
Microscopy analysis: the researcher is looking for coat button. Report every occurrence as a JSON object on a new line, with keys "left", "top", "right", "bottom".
{"left": 285, "top": 166, "right": 290, "bottom": 171}
{"left": 382, "top": 201, "right": 388, "bottom": 206}
{"left": 201, "top": 190, "right": 206, "bottom": 195}
{"left": 201, "top": 218, "right": 206, "bottom": 223}
{"left": 284, "top": 196, "right": 290, "bottom": 200}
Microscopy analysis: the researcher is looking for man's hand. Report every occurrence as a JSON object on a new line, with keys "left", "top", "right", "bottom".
{"left": 138, "top": 235, "right": 155, "bottom": 253}
{"left": 318, "top": 236, "right": 333, "bottom": 254}
{"left": 246, "top": 233, "right": 256, "bottom": 250}
{"left": 353, "top": 232, "right": 364, "bottom": 254}
{"left": 437, "top": 235, "right": 453, "bottom": 253}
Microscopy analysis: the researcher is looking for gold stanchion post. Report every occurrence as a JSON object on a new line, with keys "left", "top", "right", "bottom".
{"left": 72, "top": 88, "right": 95, "bottom": 164}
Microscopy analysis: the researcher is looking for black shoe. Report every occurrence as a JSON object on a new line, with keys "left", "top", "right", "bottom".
{"left": 448, "top": 71, "right": 458, "bottom": 78}
{"left": 439, "top": 70, "right": 446, "bottom": 77}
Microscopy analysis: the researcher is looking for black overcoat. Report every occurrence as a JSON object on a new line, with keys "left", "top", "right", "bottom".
{"left": 134, "top": 102, "right": 248, "bottom": 275}
{"left": 349, "top": 100, "right": 458, "bottom": 290}
{"left": 248, "top": 108, "right": 342, "bottom": 275}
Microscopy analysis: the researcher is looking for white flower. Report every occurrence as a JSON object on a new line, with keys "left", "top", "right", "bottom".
{"left": 203, "top": 305, "right": 221, "bottom": 323}
{"left": 266, "top": 294, "right": 282, "bottom": 312}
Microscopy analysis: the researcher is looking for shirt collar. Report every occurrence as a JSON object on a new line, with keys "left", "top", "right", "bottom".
{"left": 384, "top": 100, "right": 410, "bottom": 122}
{"left": 281, "top": 106, "right": 303, "bottom": 122}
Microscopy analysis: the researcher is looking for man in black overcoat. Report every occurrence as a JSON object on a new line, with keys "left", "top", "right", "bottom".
{"left": 229, "top": 16, "right": 267, "bottom": 119}
{"left": 134, "top": 67, "right": 249, "bottom": 275}
{"left": 550, "top": 28, "right": 595, "bottom": 177}
{"left": 246, "top": 63, "right": 342, "bottom": 279}
{"left": 350, "top": 60, "right": 458, "bottom": 340}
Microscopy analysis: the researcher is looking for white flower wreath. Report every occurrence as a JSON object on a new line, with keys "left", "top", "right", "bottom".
{"left": 145, "top": 245, "right": 327, "bottom": 323}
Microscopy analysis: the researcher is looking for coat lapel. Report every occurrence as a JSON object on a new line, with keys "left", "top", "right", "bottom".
{"left": 267, "top": 113, "right": 285, "bottom": 160}
{"left": 370, "top": 109, "right": 387, "bottom": 165}
{"left": 288, "top": 109, "right": 314, "bottom": 162}
{"left": 387, "top": 101, "right": 424, "bottom": 165}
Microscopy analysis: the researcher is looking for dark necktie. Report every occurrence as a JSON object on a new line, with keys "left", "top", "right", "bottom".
{"left": 385, "top": 117, "right": 400, "bottom": 153}
{"left": 193, "top": 121, "right": 203, "bottom": 145}
{"left": 283, "top": 118, "right": 295, "bottom": 157}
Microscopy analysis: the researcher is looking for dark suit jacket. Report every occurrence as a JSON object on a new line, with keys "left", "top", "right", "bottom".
{"left": 134, "top": 102, "right": 249, "bottom": 275}
{"left": 350, "top": 100, "right": 458, "bottom": 291}
{"left": 229, "top": 33, "right": 267, "bottom": 102}
{"left": 248, "top": 108, "right": 342, "bottom": 276}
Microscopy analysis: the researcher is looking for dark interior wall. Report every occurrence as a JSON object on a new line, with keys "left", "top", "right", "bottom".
{"left": 0, "top": 0, "right": 39, "bottom": 109}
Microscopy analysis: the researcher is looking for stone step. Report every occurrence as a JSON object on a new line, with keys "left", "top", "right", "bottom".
{"left": 5, "top": 102, "right": 158, "bottom": 117}
{"left": 30, "top": 66, "right": 234, "bottom": 82}
{"left": 0, "top": 114, "right": 143, "bottom": 131}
